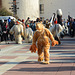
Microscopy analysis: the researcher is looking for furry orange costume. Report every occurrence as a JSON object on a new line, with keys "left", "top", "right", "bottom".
{"left": 30, "top": 22, "right": 58, "bottom": 64}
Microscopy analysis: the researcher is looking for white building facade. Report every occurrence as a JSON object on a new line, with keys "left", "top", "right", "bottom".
{"left": 1, "top": 0, "right": 75, "bottom": 20}
{"left": 17, "top": 0, "right": 40, "bottom": 21}
{"left": 40, "top": 0, "right": 75, "bottom": 20}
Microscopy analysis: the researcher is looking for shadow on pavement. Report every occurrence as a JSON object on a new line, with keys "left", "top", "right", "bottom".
{"left": 8, "top": 66, "right": 75, "bottom": 72}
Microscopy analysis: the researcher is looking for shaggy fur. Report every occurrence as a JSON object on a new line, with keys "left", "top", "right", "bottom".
{"left": 30, "top": 22, "right": 58, "bottom": 64}
{"left": 24, "top": 27, "right": 33, "bottom": 43}
{"left": 9, "top": 24, "right": 23, "bottom": 44}
{"left": 50, "top": 24, "right": 63, "bottom": 38}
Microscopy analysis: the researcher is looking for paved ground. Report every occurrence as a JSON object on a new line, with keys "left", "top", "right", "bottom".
{"left": 0, "top": 36, "right": 75, "bottom": 75}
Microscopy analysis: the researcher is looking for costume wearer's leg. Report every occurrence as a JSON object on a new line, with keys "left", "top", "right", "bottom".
{"left": 18, "top": 35, "right": 22, "bottom": 44}
{"left": 37, "top": 46, "right": 44, "bottom": 62}
{"left": 25, "top": 38, "right": 28, "bottom": 43}
{"left": 44, "top": 45, "right": 50, "bottom": 61}
{"left": 15, "top": 35, "right": 18, "bottom": 44}
{"left": 55, "top": 36, "right": 61, "bottom": 44}
{"left": 28, "top": 36, "right": 32, "bottom": 43}
{"left": 57, "top": 37, "right": 61, "bottom": 44}
{"left": 10, "top": 34, "right": 14, "bottom": 41}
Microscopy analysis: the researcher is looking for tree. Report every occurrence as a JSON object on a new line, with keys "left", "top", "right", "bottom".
{"left": 0, "top": 8, "right": 13, "bottom": 16}
{"left": 0, "top": 7, "right": 19, "bottom": 19}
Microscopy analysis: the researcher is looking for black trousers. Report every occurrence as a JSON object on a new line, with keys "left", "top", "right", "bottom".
{"left": 55, "top": 36, "right": 61, "bottom": 44}
{"left": 2, "top": 33, "right": 8, "bottom": 41}
{"left": 70, "top": 28, "right": 74, "bottom": 37}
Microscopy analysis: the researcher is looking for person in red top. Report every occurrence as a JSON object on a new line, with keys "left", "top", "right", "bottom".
{"left": 54, "top": 19, "right": 57, "bottom": 24}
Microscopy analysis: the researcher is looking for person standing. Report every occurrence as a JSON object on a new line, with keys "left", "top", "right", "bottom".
{"left": 9, "top": 19, "right": 15, "bottom": 41}
{"left": 57, "top": 9, "right": 63, "bottom": 25}
{"left": 25, "top": 17, "right": 30, "bottom": 27}
{"left": 2, "top": 20, "right": 9, "bottom": 44}
{"left": 30, "top": 22, "right": 58, "bottom": 64}
{"left": 50, "top": 20, "right": 63, "bottom": 44}
{"left": 72, "top": 19, "right": 75, "bottom": 37}
{"left": 0, "top": 20, "right": 3, "bottom": 42}
{"left": 9, "top": 21, "right": 24, "bottom": 44}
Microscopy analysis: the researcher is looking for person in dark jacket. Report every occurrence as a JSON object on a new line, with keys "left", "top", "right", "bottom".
{"left": 0, "top": 20, "right": 4, "bottom": 42}
{"left": 2, "top": 20, "right": 9, "bottom": 44}
{"left": 72, "top": 19, "right": 75, "bottom": 37}
{"left": 9, "top": 19, "right": 15, "bottom": 41}
{"left": 25, "top": 17, "right": 30, "bottom": 27}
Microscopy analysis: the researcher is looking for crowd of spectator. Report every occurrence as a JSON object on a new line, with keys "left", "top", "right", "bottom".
{"left": 0, "top": 15, "right": 75, "bottom": 44}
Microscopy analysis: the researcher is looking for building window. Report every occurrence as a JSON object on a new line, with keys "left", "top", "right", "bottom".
{"left": 40, "top": 4, "right": 44, "bottom": 14}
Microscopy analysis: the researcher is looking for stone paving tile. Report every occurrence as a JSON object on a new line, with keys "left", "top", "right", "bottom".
{"left": 71, "top": 71, "right": 75, "bottom": 75}
{"left": 30, "top": 63, "right": 62, "bottom": 75}
{"left": 0, "top": 56, "right": 17, "bottom": 59}
{"left": 13, "top": 50, "right": 28, "bottom": 53}
{"left": 70, "top": 63, "right": 75, "bottom": 75}
{"left": 0, "top": 45, "right": 11, "bottom": 49}
{"left": 56, "top": 63, "right": 74, "bottom": 75}
{"left": 51, "top": 46, "right": 75, "bottom": 50}
{"left": 29, "top": 73, "right": 45, "bottom": 75}
{"left": 3, "top": 61, "right": 41, "bottom": 75}
{"left": 50, "top": 51, "right": 75, "bottom": 53}
{"left": 2, "top": 71, "right": 31, "bottom": 75}
{"left": 56, "top": 71, "right": 71, "bottom": 75}
{"left": 50, "top": 57, "right": 75, "bottom": 60}
{"left": 1, "top": 36, "right": 75, "bottom": 75}
{"left": 71, "top": 72, "right": 75, "bottom": 75}
{"left": 2, "top": 57, "right": 75, "bottom": 75}
{"left": 27, "top": 56, "right": 75, "bottom": 61}
{"left": 27, "top": 56, "right": 38, "bottom": 59}
{"left": 21, "top": 46, "right": 30, "bottom": 49}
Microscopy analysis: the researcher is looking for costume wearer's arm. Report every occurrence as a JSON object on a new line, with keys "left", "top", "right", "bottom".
{"left": 45, "top": 28, "right": 54, "bottom": 42}
{"left": 29, "top": 28, "right": 33, "bottom": 36}
{"left": 45, "top": 28, "right": 59, "bottom": 46}
{"left": 59, "top": 24, "right": 63, "bottom": 31}
{"left": 49, "top": 25, "right": 54, "bottom": 33}
{"left": 32, "top": 31, "right": 38, "bottom": 44}
{"left": 50, "top": 14, "right": 54, "bottom": 25}
{"left": 30, "top": 31, "right": 38, "bottom": 53}
{"left": 20, "top": 24, "right": 24, "bottom": 36}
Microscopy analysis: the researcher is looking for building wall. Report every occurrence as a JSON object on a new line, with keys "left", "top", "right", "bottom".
{"left": 40, "top": 0, "right": 75, "bottom": 20}
{"left": 17, "top": 0, "right": 40, "bottom": 21}
{"left": 1, "top": 0, "right": 75, "bottom": 20}
{"left": 0, "top": 0, "right": 2, "bottom": 8}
